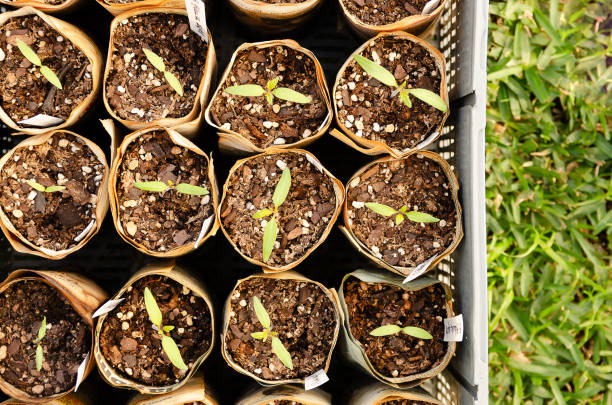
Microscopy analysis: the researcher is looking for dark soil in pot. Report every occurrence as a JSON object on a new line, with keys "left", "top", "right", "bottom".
{"left": 0, "top": 16, "right": 93, "bottom": 124}
{"left": 209, "top": 45, "right": 328, "bottom": 148}
{"left": 0, "top": 279, "right": 90, "bottom": 397}
{"left": 225, "top": 277, "right": 337, "bottom": 380}
{"left": 105, "top": 13, "right": 208, "bottom": 122}
{"left": 98, "top": 275, "right": 212, "bottom": 386}
{"left": 336, "top": 36, "right": 443, "bottom": 151}
{"left": 344, "top": 278, "right": 447, "bottom": 378}
{"left": 346, "top": 155, "right": 457, "bottom": 267}
{"left": 115, "top": 130, "right": 213, "bottom": 253}
{"left": 220, "top": 152, "right": 336, "bottom": 266}
{"left": 341, "top": 0, "right": 430, "bottom": 25}
{"left": 0, "top": 132, "right": 104, "bottom": 251}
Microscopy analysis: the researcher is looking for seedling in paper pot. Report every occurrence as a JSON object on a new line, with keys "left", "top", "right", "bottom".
{"left": 352, "top": 54, "right": 447, "bottom": 112}
{"left": 142, "top": 48, "right": 184, "bottom": 97}
{"left": 370, "top": 323, "right": 433, "bottom": 339}
{"left": 365, "top": 202, "right": 439, "bottom": 225}
{"left": 33, "top": 316, "right": 46, "bottom": 371}
{"left": 26, "top": 179, "right": 66, "bottom": 193}
{"left": 252, "top": 167, "right": 291, "bottom": 262}
{"left": 16, "top": 40, "right": 62, "bottom": 90}
{"left": 143, "top": 287, "right": 188, "bottom": 370}
{"left": 225, "top": 76, "right": 312, "bottom": 106}
{"left": 250, "top": 296, "right": 293, "bottom": 370}
{"left": 133, "top": 180, "right": 209, "bottom": 196}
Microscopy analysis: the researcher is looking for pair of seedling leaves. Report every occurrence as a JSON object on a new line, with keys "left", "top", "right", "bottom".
{"left": 225, "top": 76, "right": 312, "bottom": 106}
{"left": 250, "top": 296, "right": 293, "bottom": 371}
{"left": 133, "top": 180, "right": 208, "bottom": 196}
{"left": 16, "top": 39, "right": 62, "bottom": 90}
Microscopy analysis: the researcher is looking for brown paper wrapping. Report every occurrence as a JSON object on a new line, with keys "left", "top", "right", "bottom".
{"left": 237, "top": 385, "right": 331, "bottom": 405}
{"left": 0, "top": 389, "right": 92, "bottom": 405}
{"left": 205, "top": 39, "right": 332, "bottom": 155}
{"left": 347, "top": 382, "right": 441, "bottom": 405}
{"left": 331, "top": 32, "right": 449, "bottom": 158}
{"left": 0, "top": 130, "right": 110, "bottom": 260}
{"left": 0, "top": 270, "right": 107, "bottom": 403}
{"left": 95, "top": 0, "right": 208, "bottom": 17}
{"left": 0, "top": 7, "right": 103, "bottom": 135}
{"left": 338, "top": 269, "right": 455, "bottom": 388}
{"left": 102, "top": 8, "right": 217, "bottom": 138}
{"left": 221, "top": 271, "right": 343, "bottom": 386}
{"left": 227, "top": 0, "right": 322, "bottom": 32}
{"left": 93, "top": 261, "right": 215, "bottom": 395}
{"left": 107, "top": 125, "right": 220, "bottom": 257}
{"left": 0, "top": 0, "right": 83, "bottom": 14}
{"left": 341, "top": 151, "right": 463, "bottom": 278}
{"left": 218, "top": 148, "right": 344, "bottom": 272}
{"left": 126, "top": 374, "right": 218, "bottom": 405}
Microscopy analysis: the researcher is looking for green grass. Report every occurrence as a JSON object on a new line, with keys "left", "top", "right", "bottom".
{"left": 486, "top": 0, "right": 612, "bottom": 403}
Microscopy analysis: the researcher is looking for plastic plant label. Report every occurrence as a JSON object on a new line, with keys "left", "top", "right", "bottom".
{"left": 92, "top": 298, "right": 124, "bottom": 318}
{"left": 403, "top": 254, "right": 439, "bottom": 283}
{"left": 194, "top": 215, "right": 214, "bottom": 249}
{"left": 304, "top": 369, "right": 329, "bottom": 390}
{"left": 185, "top": 0, "right": 208, "bottom": 43}
{"left": 74, "top": 352, "right": 89, "bottom": 392}
{"left": 444, "top": 314, "right": 463, "bottom": 342}
{"left": 17, "top": 114, "right": 64, "bottom": 128}
{"left": 422, "top": 0, "right": 441, "bottom": 14}
{"left": 74, "top": 220, "right": 95, "bottom": 243}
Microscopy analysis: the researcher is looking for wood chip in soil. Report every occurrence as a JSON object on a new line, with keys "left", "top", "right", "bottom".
{"left": 342, "top": 0, "right": 431, "bottom": 25}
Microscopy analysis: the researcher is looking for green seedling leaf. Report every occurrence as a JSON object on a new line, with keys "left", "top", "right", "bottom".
{"left": 133, "top": 181, "right": 170, "bottom": 193}
{"left": 395, "top": 214, "right": 405, "bottom": 225}
{"left": 252, "top": 296, "right": 271, "bottom": 330}
{"left": 164, "top": 71, "right": 183, "bottom": 97}
{"left": 161, "top": 335, "right": 188, "bottom": 370}
{"left": 251, "top": 331, "right": 266, "bottom": 340}
{"left": 253, "top": 208, "right": 274, "bottom": 219}
{"left": 404, "top": 211, "right": 440, "bottom": 223}
{"left": 40, "top": 66, "right": 62, "bottom": 90}
{"left": 370, "top": 324, "right": 402, "bottom": 336}
{"left": 353, "top": 54, "right": 398, "bottom": 88}
{"left": 266, "top": 93, "right": 273, "bottom": 105}
{"left": 402, "top": 326, "right": 433, "bottom": 339}
{"left": 36, "top": 344, "right": 43, "bottom": 371}
{"left": 262, "top": 216, "right": 278, "bottom": 262}
{"left": 45, "top": 185, "right": 66, "bottom": 193}
{"left": 143, "top": 287, "right": 163, "bottom": 327}
{"left": 175, "top": 183, "right": 209, "bottom": 195}
{"left": 143, "top": 48, "right": 165, "bottom": 72}
{"left": 271, "top": 336, "right": 293, "bottom": 370}
{"left": 225, "top": 84, "right": 266, "bottom": 97}
{"left": 272, "top": 168, "right": 291, "bottom": 208}
{"left": 267, "top": 77, "right": 280, "bottom": 90}
{"left": 163, "top": 325, "right": 174, "bottom": 333}
{"left": 399, "top": 91, "right": 412, "bottom": 108}
{"left": 271, "top": 87, "right": 311, "bottom": 104}
{"left": 365, "top": 202, "right": 397, "bottom": 217}
{"left": 38, "top": 316, "right": 46, "bottom": 340}
{"left": 26, "top": 179, "right": 46, "bottom": 192}
{"left": 16, "top": 39, "right": 41, "bottom": 66}
{"left": 407, "top": 89, "right": 447, "bottom": 112}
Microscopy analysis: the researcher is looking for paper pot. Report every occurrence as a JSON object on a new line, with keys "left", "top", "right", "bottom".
{"left": 93, "top": 261, "right": 215, "bottom": 394}
{"left": 107, "top": 125, "right": 219, "bottom": 257}
{"left": 340, "top": 151, "right": 463, "bottom": 278}
{"left": 0, "top": 7, "right": 103, "bottom": 135}
{"left": 0, "top": 270, "right": 107, "bottom": 403}
{"left": 126, "top": 374, "right": 218, "bottom": 405}
{"left": 95, "top": 0, "right": 210, "bottom": 17}
{"left": 0, "top": 130, "right": 110, "bottom": 260}
{"left": 338, "top": 0, "right": 447, "bottom": 38}
{"left": 237, "top": 384, "right": 331, "bottom": 405}
{"left": 0, "top": 0, "right": 84, "bottom": 13}
{"left": 331, "top": 32, "right": 449, "bottom": 158}
{"left": 347, "top": 382, "right": 441, "bottom": 405}
{"left": 0, "top": 389, "right": 92, "bottom": 404}
{"left": 227, "top": 0, "right": 322, "bottom": 32}
{"left": 204, "top": 39, "right": 332, "bottom": 155}
{"left": 218, "top": 148, "right": 344, "bottom": 272}
{"left": 102, "top": 8, "right": 217, "bottom": 138}
{"left": 338, "top": 269, "right": 455, "bottom": 388}
{"left": 221, "top": 271, "right": 342, "bottom": 386}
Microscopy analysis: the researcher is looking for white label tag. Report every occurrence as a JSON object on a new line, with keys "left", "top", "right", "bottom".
{"left": 403, "top": 254, "right": 439, "bottom": 283}
{"left": 185, "top": 0, "right": 208, "bottom": 43}
{"left": 194, "top": 215, "right": 214, "bottom": 248}
{"left": 422, "top": 0, "right": 441, "bottom": 14}
{"left": 304, "top": 369, "right": 329, "bottom": 390}
{"left": 73, "top": 220, "right": 95, "bottom": 243}
{"left": 92, "top": 298, "right": 124, "bottom": 318}
{"left": 444, "top": 314, "right": 463, "bottom": 342}
{"left": 17, "top": 114, "right": 64, "bottom": 127}
{"left": 73, "top": 352, "right": 89, "bottom": 392}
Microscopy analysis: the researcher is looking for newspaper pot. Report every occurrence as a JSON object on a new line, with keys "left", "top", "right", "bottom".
{"left": 103, "top": 8, "right": 217, "bottom": 138}
{"left": 108, "top": 125, "right": 219, "bottom": 257}
{"left": 227, "top": 0, "right": 322, "bottom": 33}
{"left": 0, "top": 270, "right": 107, "bottom": 403}
{"left": 205, "top": 39, "right": 332, "bottom": 155}
{"left": 341, "top": 151, "right": 462, "bottom": 279}
{"left": 93, "top": 261, "right": 215, "bottom": 394}
{"left": 0, "top": 0, "right": 84, "bottom": 14}
{"left": 218, "top": 149, "right": 344, "bottom": 273}
{"left": 347, "top": 382, "right": 441, "bottom": 405}
{"left": 0, "top": 8, "right": 102, "bottom": 135}
{"left": 0, "top": 130, "right": 109, "bottom": 260}
{"left": 338, "top": 269, "right": 455, "bottom": 388}
{"left": 95, "top": 0, "right": 211, "bottom": 17}
{"left": 0, "top": 388, "right": 92, "bottom": 404}
{"left": 331, "top": 32, "right": 449, "bottom": 158}
{"left": 338, "top": 0, "right": 447, "bottom": 38}
{"left": 126, "top": 374, "right": 218, "bottom": 405}
{"left": 221, "top": 272, "right": 342, "bottom": 386}
{"left": 237, "top": 384, "right": 331, "bottom": 405}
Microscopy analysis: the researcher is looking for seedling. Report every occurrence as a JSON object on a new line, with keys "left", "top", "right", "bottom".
{"left": 252, "top": 167, "right": 291, "bottom": 262}
{"left": 250, "top": 296, "right": 293, "bottom": 370}
{"left": 133, "top": 180, "right": 209, "bottom": 196}
{"left": 143, "top": 287, "right": 188, "bottom": 370}
{"left": 142, "top": 48, "right": 183, "bottom": 97}
{"left": 352, "top": 54, "right": 447, "bottom": 112}
{"left": 33, "top": 316, "right": 46, "bottom": 371}
{"left": 26, "top": 179, "right": 66, "bottom": 193}
{"left": 365, "top": 202, "right": 439, "bottom": 225}
{"left": 370, "top": 324, "right": 433, "bottom": 339}
{"left": 225, "top": 76, "right": 311, "bottom": 106}
{"left": 16, "top": 40, "right": 62, "bottom": 90}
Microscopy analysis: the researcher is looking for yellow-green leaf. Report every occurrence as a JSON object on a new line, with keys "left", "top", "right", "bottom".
{"left": 36, "top": 344, "right": 43, "bottom": 371}
{"left": 399, "top": 91, "right": 412, "bottom": 108}
{"left": 163, "top": 325, "right": 174, "bottom": 332}
{"left": 143, "top": 48, "right": 165, "bottom": 72}
{"left": 395, "top": 214, "right": 405, "bottom": 225}
{"left": 133, "top": 181, "right": 169, "bottom": 193}
{"left": 365, "top": 202, "right": 397, "bottom": 217}
{"left": 252, "top": 296, "right": 271, "bottom": 329}
{"left": 353, "top": 54, "right": 398, "bottom": 88}
{"left": 143, "top": 287, "right": 162, "bottom": 327}
{"left": 265, "top": 93, "right": 273, "bottom": 105}
{"left": 225, "top": 84, "right": 266, "bottom": 97}
{"left": 267, "top": 77, "right": 280, "bottom": 90}
{"left": 164, "top": 71, "right": 183, "bottom": 97}
{"left": 404, "top": 211, "right": 440, "bottom": 223}
{"left": 45, "top": 185, "right": 66, "bottom": 193}
{"left": 262, "top": 216, "right": 277, "bottom": 262}
{"left": 406, "top": 88, "right": 447, "bottom": 112}
{"left": 161, "top": 335, "right": 188, "bottom": 370}
{"left": 251, "top": 331, "right": 266, "bottom": 340}
{"left": 370, "top": 324, "right": 402, "bottom": 336}
{"left": 26, "top": 179, "right": 46, "bottom": 192}
{"left": 271, "top": 87, "right": 311, "bottom": 104}
{"left": 253, "top": 208, "right": 274, "bottom": 219}
{"left": 40, "top": 66, "right": 62, "bottom": 90}
{"left": 272, "top": 168, "right": 291, "bottom": 208}
{"left": 16, "top": 39, "right": 41, "bottom": 67}
{"left": 271, "top": 336, "right": 293, "bottom": 370}
{"left": 402, "top": 326, "right": 433, "bottom": 339}
{"left": 38, "top": 316, "right": 46, "bottom": 340}
{"left": 175, "top": 183, "right": 208, "bottom": 195}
